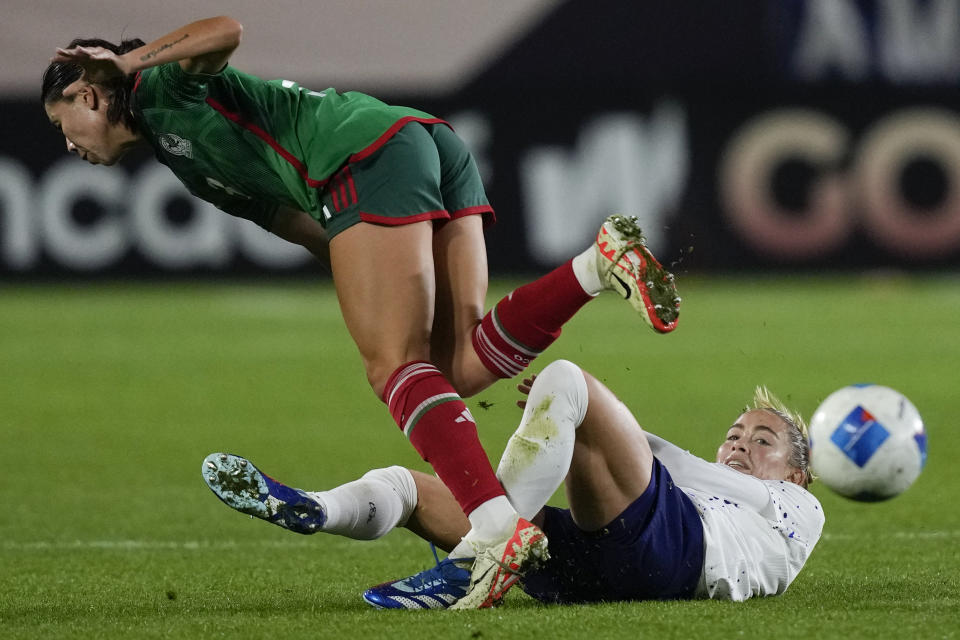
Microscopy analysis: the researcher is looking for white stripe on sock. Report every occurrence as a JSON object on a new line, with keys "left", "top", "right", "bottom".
{"left": 475, "top": 325, "right": 524, "bottom": 377}
{"left": 386, "top": 362, "right": 438, "bottom": 407}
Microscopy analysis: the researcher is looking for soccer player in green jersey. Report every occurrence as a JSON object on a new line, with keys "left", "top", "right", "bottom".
{"left": 42, "top": 15, "right": 681, "bottom": 608}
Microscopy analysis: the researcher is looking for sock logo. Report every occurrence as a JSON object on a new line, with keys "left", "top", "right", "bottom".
{"left": 366, "top": 501, "right": 377, "bottom": 523}
{"left": 454, "top": 408, "right": 476, "bottom": 425}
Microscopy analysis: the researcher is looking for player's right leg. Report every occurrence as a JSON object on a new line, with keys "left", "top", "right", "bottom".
{"left": 561, "top": 369, "right": 656, "bottom": 530}
{"left": 488, "top": 359, "right": 656, "bottom": 532}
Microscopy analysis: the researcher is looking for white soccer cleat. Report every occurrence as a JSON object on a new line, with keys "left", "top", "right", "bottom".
{"left": 449, "top": 516, "right": 549, "bottom": 609}
{"left": 594, "top": 215, "right": 680, "bottom": 333}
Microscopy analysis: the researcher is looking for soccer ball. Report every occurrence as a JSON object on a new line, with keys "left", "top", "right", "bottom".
{"left": 809, "top": 384, "right": 927, "bottom": 502}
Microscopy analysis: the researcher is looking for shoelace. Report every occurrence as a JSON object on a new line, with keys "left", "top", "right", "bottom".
{"left": 400, "top": 543, "right": 468, "bottom": 590}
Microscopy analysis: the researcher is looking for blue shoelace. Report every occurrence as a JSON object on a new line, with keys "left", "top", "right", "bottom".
{"left": 398, "top": 543, "right": 470, "bottom": 590}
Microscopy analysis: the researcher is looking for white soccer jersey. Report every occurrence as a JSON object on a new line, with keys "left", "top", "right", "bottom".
{"left": 646, "top": 433, "right": 825, "bottom": 601}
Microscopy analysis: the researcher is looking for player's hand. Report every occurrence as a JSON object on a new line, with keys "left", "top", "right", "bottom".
{"left": 52, "top": 46, "right": 131, "bottom": 83}
{"left": 516, "top": 375, "right": 537, "bottom": 409}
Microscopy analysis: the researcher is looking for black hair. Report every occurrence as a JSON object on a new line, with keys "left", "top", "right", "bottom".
{"left": 41, "top": 37, "right": 145, "bottom": 131}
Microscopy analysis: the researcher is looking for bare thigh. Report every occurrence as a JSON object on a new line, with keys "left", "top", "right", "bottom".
{"left": 329, "top": 221, "right": 436, "bottom": 398}
{"left": 431, "top": 215, "right": 499, "bottom": 397}
{"left": 564, "top": 372, "right": 655, "bottom": 531}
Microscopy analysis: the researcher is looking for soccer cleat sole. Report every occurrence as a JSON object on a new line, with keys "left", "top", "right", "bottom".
{"left": 596, "top": 215, "right": 680, "bottom": 333}
{"left": 202, "top": 453, "right": 326, "bottom": 534}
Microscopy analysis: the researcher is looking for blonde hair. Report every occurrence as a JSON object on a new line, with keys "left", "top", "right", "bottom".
{"left": 748, "top": 386, "right": 814, "bottom": 487}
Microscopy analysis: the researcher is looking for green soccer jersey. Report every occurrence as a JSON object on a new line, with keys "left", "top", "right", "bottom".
{"left": 131, "top": 62, "right": 443, "bottom": 229}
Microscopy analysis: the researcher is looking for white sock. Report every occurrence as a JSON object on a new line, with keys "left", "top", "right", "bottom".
{"left": 571, "top": 245, "right": 604, "bottom": 296}
{"left": 448, "top": 538, "right": 475, "bottom": 560}
{"left": 496, "top": 359, "right": 588, "bottom": 519}
{"left": 462, "top": 495, "right": 518, "bottom": 547}
{"left": 454, "top": 361, "right": 587, "bottom": 556}
{"left": 306, "top": 466, "right": 417, "bottom": 540}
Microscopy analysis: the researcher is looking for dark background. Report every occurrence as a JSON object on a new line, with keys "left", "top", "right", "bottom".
{"left": 4, "top": 0, "right": 960, "bottom": 277}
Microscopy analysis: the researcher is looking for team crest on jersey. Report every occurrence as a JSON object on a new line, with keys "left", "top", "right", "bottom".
{"left": 159, "top": 134, "right": 193, "bottom": 159}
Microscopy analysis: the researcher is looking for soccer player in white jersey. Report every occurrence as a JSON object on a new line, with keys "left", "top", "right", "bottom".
{"left": 203, "top": 359, "right": 824, "bottom": 608}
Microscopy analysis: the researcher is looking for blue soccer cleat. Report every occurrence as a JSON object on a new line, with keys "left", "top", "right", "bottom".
{"left": 202, "top": 453, "right": 326, "bottom": 534}
{"left": 363, "top": 546, "right": 473, "bottom": 610}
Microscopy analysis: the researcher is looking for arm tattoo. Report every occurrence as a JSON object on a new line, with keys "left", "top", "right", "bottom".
{"left": 140, "top": 33, "right": 190, "bottom": 62}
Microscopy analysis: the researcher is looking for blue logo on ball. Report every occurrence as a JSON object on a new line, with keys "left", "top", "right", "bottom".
{"left": 830, "top": 406, "right": 890, "bottom": 467}
{"left": 914, "top": 432, "right": 928, "bottom": 469}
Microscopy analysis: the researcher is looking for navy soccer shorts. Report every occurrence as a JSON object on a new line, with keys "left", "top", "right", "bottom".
{"left": 520, "top": 457, "right": 705, "bottom": 603}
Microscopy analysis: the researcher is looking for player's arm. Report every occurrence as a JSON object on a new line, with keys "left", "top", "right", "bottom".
{"left": 52, "top": 16, "right": 242, "bottom": 80}
{"left": 202, "top": 195, "right": 329, "bottom": 266}
{"left": 270, "top": 207, "right": 331, "bottom": 266}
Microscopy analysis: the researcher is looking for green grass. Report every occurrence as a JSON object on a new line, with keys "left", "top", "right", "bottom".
{"left": 1, "top": 275, "right": 958, "bottom": 639}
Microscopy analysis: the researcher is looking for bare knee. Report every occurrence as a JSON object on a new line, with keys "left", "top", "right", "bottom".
{"left": 537, "top": 359, "right": 586, "bottom": 392}
{"left": 429, "top": 324, "right": 500, "bottom": 398}
{"left": 363, "top": 350, "right": 431, "bottom": 400}
{"left": 364, "top": 364, "right": 391, "bottom": 401}
{"left": 448, "top": 370, "right": 492, "bottom": 398}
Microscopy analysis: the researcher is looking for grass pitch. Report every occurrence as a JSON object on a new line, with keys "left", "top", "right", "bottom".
{"left": 1, "top": 275, "right": 958, "bottom": 639}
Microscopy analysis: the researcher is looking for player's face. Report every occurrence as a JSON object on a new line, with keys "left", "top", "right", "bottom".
{"left": 716, "top": 409, "right": 803, "bottom": 484}
{"left": 44, "top": 84, "right": 132, "bottom": 166}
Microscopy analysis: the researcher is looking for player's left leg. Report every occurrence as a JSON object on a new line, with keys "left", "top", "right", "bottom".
{"left": 427, "top": 213, "right": 496, "bottom": 396}
{"left": 426, "top": 122, "right": 596, "bottom": 397}
{"left": 202, "top": 453, "right": 328, "bottom": 534}
{"left": 202, "top": 451, "right": 469, "bottom": 546}
{"left": 434, "top": 215, "right": 681, "bottom": 395}
{"left": 427, "top": 211, "right": 597, "bottom": 396}
{"left": 428, "top": 122, "right": 680, "bottom": 398}
{"left": 202, "top": 448, "right": 477, "bottom": 610}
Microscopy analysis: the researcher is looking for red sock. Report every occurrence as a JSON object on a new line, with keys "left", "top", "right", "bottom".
{"left": 382, "top": 361, "right": 504, "bottom": 515}
{"left": 472, "top": 260, "right": 593, "bottom": 378}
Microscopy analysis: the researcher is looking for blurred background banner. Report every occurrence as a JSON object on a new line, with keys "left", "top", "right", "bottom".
{"left": 3, "top": 0, "right": 960, "bottom": 277}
